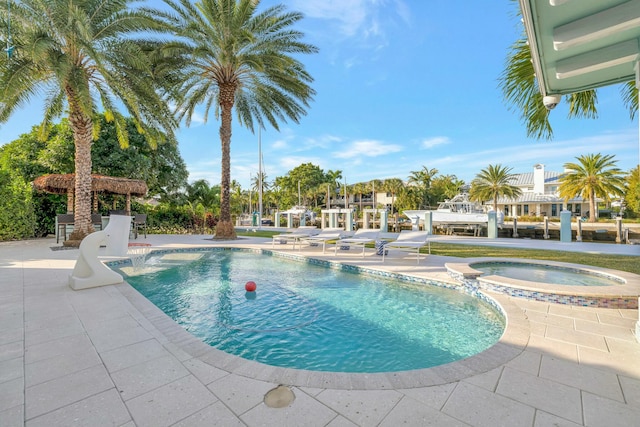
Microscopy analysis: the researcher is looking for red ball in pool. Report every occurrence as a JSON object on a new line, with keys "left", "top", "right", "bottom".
{"left": 245, "top": 281, "right": 257, "bottom": 292}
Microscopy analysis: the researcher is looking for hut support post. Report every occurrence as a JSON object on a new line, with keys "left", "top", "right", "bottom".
{"left": 93, "top": 191, "right": 98, "bottom": 213}
{"left": 67, "top": 190, "right": 74, "bottom": 213}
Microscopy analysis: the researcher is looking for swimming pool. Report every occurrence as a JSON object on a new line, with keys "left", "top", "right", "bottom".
{"left": 470, "top": 261, "right": 623, "bottom": 286}
{"left": 121, "top": 250, "right": 505, "bottom": 372}
{"left": 118, "top": 249, "right": 504, "bottom": 373}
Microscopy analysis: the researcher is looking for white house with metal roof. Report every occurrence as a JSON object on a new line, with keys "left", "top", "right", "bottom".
{"left": 496, "top": 164, "right": 590, "bottom": 218}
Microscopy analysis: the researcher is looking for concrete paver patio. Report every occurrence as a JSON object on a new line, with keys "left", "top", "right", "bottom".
{"left": 0, "top": 234, "right": 638, "bottom": 426}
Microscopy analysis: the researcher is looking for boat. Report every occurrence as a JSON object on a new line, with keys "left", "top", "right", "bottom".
{"left": 403, "top": 192, "right": 502, "bottom": 227}
{"left": 278, "top": 206, "right": 316, "bottom": 223}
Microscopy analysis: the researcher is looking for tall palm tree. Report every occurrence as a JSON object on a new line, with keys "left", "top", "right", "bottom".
{"left": 500, "top": 25, "right": 637, "bottom": 140}
{"left": 469, "top": 164, "right": 522, "bottom": 213}
{"left": 0, "top": 0, "right": 177, "bottom": 240}
{"left": 160, "top": 0, "right": 317, "bottom": 239}
{"left": 559, "top": 154, "right": 626, "bottom": 223}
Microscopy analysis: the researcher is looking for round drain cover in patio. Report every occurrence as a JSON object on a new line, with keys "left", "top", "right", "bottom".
{"left": 264, "top": 385, "right": 295, "bottom": 408}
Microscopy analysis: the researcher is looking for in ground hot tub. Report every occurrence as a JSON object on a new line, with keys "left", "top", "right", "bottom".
{"left": 445, "top": 259, "right": 640, "bottom": 308}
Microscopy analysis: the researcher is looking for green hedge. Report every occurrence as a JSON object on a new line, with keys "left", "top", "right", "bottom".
{"left": 130, "top": 202, "right": 217, "bottom": 234}
{"left": 0, "top": 171, "right": 36, "bottom": 241}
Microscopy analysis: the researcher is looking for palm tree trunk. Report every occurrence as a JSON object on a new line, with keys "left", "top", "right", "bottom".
{"left": 589, "top": 189, "right": 597, "bottom": 223}
{"left": 66, "top": 95, "right": 94, "bottom": 242}
{"left": 216, "top": 83, "right": 237, "bottom": 239}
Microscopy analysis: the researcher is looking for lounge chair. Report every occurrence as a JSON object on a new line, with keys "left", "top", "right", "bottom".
{"left": 56, "top": 213, "right": 75, "bottom": 243}
{"left": 271, "top": 227, "right": 321, "bottom": 249}
{"left": 382, "top": 230, "right": 431, "bottom": 264}
{"left": 91, "top": 213, "right": 103, "bottom": 231}
{"left": 298, "top": 228, "right": 345, "bottom": 253}
{"left": 333, "top": 229, "right": 380, "bottom": 257}
{"left": 133, "top": 213, "right": 147, "bottom": 239}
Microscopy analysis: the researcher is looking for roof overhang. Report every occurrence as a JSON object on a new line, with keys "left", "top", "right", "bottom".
{"left": 519, "top": 0, "right": 640, "bottom": 96}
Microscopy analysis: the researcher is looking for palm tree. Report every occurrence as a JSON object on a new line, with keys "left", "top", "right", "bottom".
{"left": 382, "top": 178, "right": 404, "bottom": 230}
{"left": 559, "top": 154, "right": 626, "bottom": 223}
{"left": 469, "top": 164, "right": 522, "bottom": 213}
{"left": 251, "top": 172, "right": 269, "bottom": 194}
{"left": 307, "top": 184, "right": 325, "bottom": 208}
{"left": 352, "top": 182, "right": 367, "bottom": 212}
{"left": 382, "top": 178, "right": 404, "bottom": 213}
{"left": 160, "top": 0, "right": 317, "bottom": 239}
{"left": 369, "top": 179, "right": 383, "bottom": 209}
{"left": 229, "top": 180, "right": 244, "bottom": 216}
{"left": 337, "top": 182, "right": 351, "bottom": 208}
{"left": 186, "top": 179, "right": 220, "bottom": 231}
{"left": 0, "top": 0, "right": 177, "bottom": 240}
{"left": 324, "top": 169, "right": 343, "bottom": 208}
{"left": 408, "top": 166, "right": 438, "bottom": 209}
{"left": 431, "top": 174, "right": 465, "bottom": 206}
{"left": 268, "top": 182, "right": 286, "bottom": 212}
{"left": 251, "top": 171, "right": 269, "bottom": 216}
{"left": 500, "top": 26, "right": 637, "bottom": 140}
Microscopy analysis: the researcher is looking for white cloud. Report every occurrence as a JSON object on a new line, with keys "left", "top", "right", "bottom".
{"left": 332, "top": 139, "right": 403, "bottom": 159}
{"left": 289, "top": 0, "right": 411, "bottom": 40}
{"left": 289, "top": 0, "right": 368, "bottom": 37}
{"left": 302, "top": 134, "right": 343, "bottom": 150}
{"left": 421, "top": 136, "right": 451, "bottom": 149}
{"left": 186, "top": 163, "right": 219, "bottom": 185}
{"left": 271, "top": 139, "right": 288, "bottom": 150}
{"left": 189, "top": 111, "right": 206, "bottom": 126}
{"left": 279, "top": 155, "right": 325, "bottom": 170}
{"left": 425, "top": 130, "right": 639, "bottom": 182}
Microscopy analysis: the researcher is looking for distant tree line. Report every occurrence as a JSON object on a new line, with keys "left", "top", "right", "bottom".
{"left": 1, "top": 113, "right": 637, "bottom": 241}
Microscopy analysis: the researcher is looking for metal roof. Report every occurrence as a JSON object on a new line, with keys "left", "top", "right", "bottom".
{"left": 519, "top": 0, "right": 640, "bottom": 96}
{"left": 496, "top": 194, "right": 585, "bottom": 204}
{"left": 509, "top": 171, "right": 563, "bottom": 186}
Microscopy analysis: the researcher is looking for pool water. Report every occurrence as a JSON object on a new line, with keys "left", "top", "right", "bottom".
{"left": 120, "top": 250, "right": 504, "bottom": 373}
{"left": 472, "top": 261, "right": 622, "bottom": 286}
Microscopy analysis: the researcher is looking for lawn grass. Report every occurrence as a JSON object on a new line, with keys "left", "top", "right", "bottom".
{"left": 236, "top": 230, "right": 639, "bottom": 275}
{"left": 237, "top": 230, "right": 280, "bottom": 239}
{"left": 428, "top": 242, "right": 640, "bottom": 275}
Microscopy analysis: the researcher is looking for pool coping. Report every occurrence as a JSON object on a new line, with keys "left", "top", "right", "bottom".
{"left": 445, "top": 258, "right": 640, "bottom": 309}
{"left": 110, "top": 247, "right": 530, "bottom": 390}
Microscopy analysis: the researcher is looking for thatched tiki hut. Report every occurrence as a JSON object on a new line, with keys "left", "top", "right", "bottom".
{"left": 33, "top": 173, "right": 148, "bottom": 217}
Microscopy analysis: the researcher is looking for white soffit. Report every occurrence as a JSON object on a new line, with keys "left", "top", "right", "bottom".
{"left": 519, "top": 0, "right": 640, "bottom": 95}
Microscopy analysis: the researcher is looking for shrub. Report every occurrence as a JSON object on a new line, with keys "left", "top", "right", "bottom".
{"left": 130, "top": 202, "right": 219, "bottom": 234}
{"left": 0, "top": 171, "right": 36, "bottom": 240}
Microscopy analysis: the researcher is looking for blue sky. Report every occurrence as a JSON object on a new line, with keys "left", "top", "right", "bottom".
{"left": 1, "top": 0, "right": 639, "bottom": 189}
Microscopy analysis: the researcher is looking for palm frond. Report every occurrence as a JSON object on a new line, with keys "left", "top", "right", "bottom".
{"left": 620, "top": 81, "right": 638, "bottom": 121}
{"left": 499, "top": 37, "right": 554, "bottom": 140}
